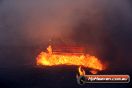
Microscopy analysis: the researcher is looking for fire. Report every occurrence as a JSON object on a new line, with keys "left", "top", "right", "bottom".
{"left": 90, "top": 70, "right": 98, "bottom": 74}
{"left": 36, "top": 45, "right": 106, "bottom": 74}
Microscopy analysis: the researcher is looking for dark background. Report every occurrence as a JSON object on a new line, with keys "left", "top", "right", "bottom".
{"left": 0, "top": 0, "right": 132, "bottom": 88}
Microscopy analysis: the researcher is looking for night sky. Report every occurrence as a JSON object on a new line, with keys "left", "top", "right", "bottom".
{"left": 0, "top": 0, "right": 132, "bottom": 88}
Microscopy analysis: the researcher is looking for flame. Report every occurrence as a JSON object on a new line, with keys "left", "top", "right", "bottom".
{"left": 90, "top": 70, "right": 98, "bottom": 74}
{"left": 36, "top": 45, "right": 106, "bottom": 74}
{"left": 47, "top": 45, "right": 52, "bottom": 55}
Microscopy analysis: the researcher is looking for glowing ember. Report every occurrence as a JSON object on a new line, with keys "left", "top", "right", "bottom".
{"left": 36, "top": 45, "right": 105, "bottom": 74}
{"left": 90, "top": 70, "right": 98, "bottom": 74}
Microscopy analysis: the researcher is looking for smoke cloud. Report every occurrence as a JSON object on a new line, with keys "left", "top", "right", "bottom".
{"left": 0, "top": 0, "right": 90, "bottom": 46}
{"left": 0, "top": 0, "right": 132, "bottom": 70}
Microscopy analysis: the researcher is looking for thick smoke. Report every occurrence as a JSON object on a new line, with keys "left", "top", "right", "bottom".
{"left": 0, "top": 0, "right": 89, "bottom": 46}
{"left": 0, "top": 0, "right": 132, "bottom": 70}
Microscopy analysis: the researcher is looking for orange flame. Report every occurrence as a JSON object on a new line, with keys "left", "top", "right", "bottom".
{"left": 90, "top": 70, "right": 98, "bottom": 74}
{"left": 36, "top": 45, "right": 106, "bottom": 74}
